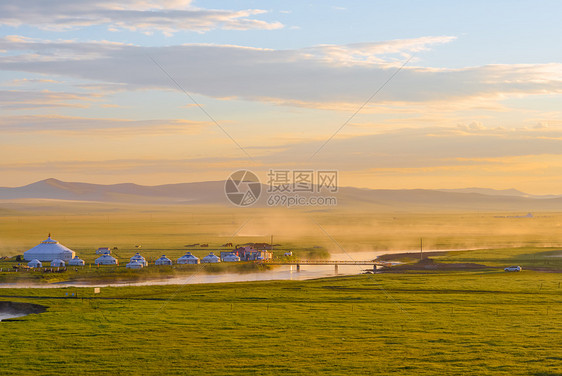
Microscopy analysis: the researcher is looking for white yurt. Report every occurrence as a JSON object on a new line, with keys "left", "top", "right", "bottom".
{"left": 177, "top": 252, "right": 199, "bottom": 265}
{"left": 154, "top": 255, "right": 172, "bottom": 266}
{"left": 28, "top": 259, "right": 42, "bottom": 268}
{"left": 23, "top": 234, "right": 75, "bottom": 262}
{"left": 68, "top": 256, "right": 85, "bottom": 266}
{"left": 130, "top": 253, "right": 148, "bottom": 267}
{"left": 96, "top": 247, "right": 111, "bottom": 255}
{"left": 201, "top": 252, "right": 220, "bottom": 263}
{"left": 95, "top": 254, "right": 118, "bottom": 265}
{"left": 126, "top": 260, "right": 143, "bottom": 269}
{"left": 222, "top": 253, "right": 240, "bottom": 262}
{"left": 51, "top": 259, "right": 65, "bottom": 267}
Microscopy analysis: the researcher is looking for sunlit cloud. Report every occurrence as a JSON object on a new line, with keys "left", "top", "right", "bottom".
{"left": 1, "top": 35, "right": 560, "bottom": 112}
{"left": 0, "top": 0, "right": 283, "bottom": 34}
{"left": 0, "top": 90, "right": 101, "bottom": 110}
{"left": 0, "top": 115, "right": 210, "bottom": 136}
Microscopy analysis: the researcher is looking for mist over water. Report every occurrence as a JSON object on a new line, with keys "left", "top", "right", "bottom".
{"left": 0, "top": 248, "right": 463, "bottom": 289}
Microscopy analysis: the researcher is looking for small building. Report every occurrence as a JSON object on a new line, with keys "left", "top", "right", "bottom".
{"left": 95, "top": 254, "right": 118, "bottom": 265}
{"left": 23, "top": 234, "right": 75, "bottom": 262}
{"left": 50, "top": 259, "right": 65, "bottom": 267}
{"left": 130, "top": 253, "right": 148, "bottom": 267}
{"left": 154, "top": 255, "right": 172, "bottom": 266}
{"left": 232, "top": 246, "right": 273, "bottom": 261}
{"left": 96, "top": 247, "right": 111, "bottom": 255}
{"left": 177, "top": 252, "right": 199, "bottom": 265}
{"left": 27, "top": 259, "right": 42, "bottom": 268}
{"left": 201, "top": 252, "right": 220, "bottom": 263}
{"left": 221, "top": 253, "right": 240, "bottom": 262}
{"left": 68, "top": 256, "right": 85, "bottom": 266}
{"left": 126, "top": 260, "right": 144, "bottom": 269}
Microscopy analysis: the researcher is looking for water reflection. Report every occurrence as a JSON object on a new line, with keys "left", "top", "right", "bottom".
{"left": 0, "top": 249, "right": 449, "bottom": 289}
{"left": 0, "top": 313, "right": 27, "bottom": 321}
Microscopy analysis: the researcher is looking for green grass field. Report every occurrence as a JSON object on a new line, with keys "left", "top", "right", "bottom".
{"left": 2, "top": 204, "right": 562, "bottom": 375}
{"left": 1, "top": 270, "right": 561, "bottom": 375}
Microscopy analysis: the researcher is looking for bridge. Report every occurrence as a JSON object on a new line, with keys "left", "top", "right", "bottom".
{"left": 257, "top": 260, "right": 392, "bottom": 272}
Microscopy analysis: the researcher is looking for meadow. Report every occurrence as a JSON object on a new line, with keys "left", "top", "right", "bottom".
{"left": 1, "top": 269, "right": 561, "bottom": 375}
{"left": 2, "top": 201, "right": 562, "bottom": 261}
{"left": 1, "top": 203, "right": 562, "bottom": 374}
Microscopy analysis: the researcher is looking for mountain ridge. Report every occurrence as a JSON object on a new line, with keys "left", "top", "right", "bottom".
{"left": 1, "top": 178, "right": 561, "bottom": 211}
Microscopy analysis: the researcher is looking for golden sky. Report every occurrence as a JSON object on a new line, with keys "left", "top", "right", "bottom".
{"left": 1, "top": 1, "right": 561, "bottom": 194}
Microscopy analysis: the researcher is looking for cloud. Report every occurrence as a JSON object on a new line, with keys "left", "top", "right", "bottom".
{"left": 3, "top": 78, "right": 63, "bottom": 86}
{"left": 0, "top": 0, "right": 283, "bottom": 34}
{"left": 255, "top": 125, "right": 562, "bottom": 171}
{"left": 0, "top": 114, "right": 209, "bottom": 135}
{"left": 301, "top": 36, "right": 457, "bottom": 66}
{"left": 457, "top": 121, "right": 486, "bottom": 132}
{"left": 3, "top": 35, "right": 560, "bottom": 112}
{"left": 0, "top": 90, "right": 101, "bottom": 110}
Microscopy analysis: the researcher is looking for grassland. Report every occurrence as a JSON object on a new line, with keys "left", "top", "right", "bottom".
{"left": 1, "top": 269, "right": 561, "bottom": 375}
{"left": 2, "top": 201, "right": 562, "bottom": 260}
{"left": 1, "top": 203, "right": 562, "bottom": 374}
{"left": 1, "top": 202, "right": 562, "bottom": 284}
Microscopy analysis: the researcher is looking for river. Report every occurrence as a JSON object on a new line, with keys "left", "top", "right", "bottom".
{"left": 0, "top": 249, "right": 451, "bottom": 289}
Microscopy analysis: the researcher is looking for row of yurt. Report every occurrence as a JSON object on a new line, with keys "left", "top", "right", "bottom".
{"left": 127, "top": 252, "right": 219, "bottom": 268}
{"left": 22, "top": 237, "right": 224, "bottom": 268}
{"left": 27, "top": 259, "right": 67, "bottom": 268}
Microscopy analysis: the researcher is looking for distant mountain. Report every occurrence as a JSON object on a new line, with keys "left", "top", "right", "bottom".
{"left": 0, "top": 178, "right": 230, "bottom": 205}
{"left": 436, "top": 187, "right": 560, "bottom": 199}
{"left": 1, "top": 178, "right": 562, "bottom": 211}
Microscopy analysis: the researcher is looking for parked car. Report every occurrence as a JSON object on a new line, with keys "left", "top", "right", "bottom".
{"left": 504, "top": 265, "right": 521, "bottom": 272}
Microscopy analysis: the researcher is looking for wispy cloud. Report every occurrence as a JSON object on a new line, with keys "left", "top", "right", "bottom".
{"left": 0, "top": 0, "right": 283, "bottom": 35}
{"left": 0, "top": 90, "right": 101, "bottom": 110}
{"left": 0, "top": 115, "right": 210, "bottom": 135}
{"left": 2, "top": 35, "right": 559, "bottom": 111}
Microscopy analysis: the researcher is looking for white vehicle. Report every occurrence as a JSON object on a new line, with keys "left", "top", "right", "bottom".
{"left": 504, "top": 265, "right": 521, "bottom": 272}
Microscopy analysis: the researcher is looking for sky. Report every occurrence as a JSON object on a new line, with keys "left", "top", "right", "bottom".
{"left": 1, "top": 0, "right": 561, "bottom": 194}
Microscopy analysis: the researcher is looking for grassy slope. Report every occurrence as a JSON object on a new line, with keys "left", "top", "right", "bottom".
{"left": 435, "top": 247, "right": 562, "bottom": 270}
{"left": 1, "top": 271, "right": 561, "bottom": 376}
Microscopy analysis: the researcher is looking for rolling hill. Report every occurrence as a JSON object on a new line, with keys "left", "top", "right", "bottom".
{"left": 1, "top": 178, "right": 561, "bottom": 211}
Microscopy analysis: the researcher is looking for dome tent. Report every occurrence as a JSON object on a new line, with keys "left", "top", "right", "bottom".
{"left": 51, "top": 259, "right": 65, "bottom": 267}
{"left": 68, "top": 256, "right": 85, "bottom": 266}
{"left": 126, "top": 260, "right": 143, "bottom": 269}
{"left": 95, "top": 254, "right": 118, "bottom": 265}
{"left": 201, "top": 252, "right": 220, "bottom": 263}
{"left": 177, "top": 252, "right": 199, "bottom": 265}
{"left": 96, "top": 247, "right": 111, "bottom": 255}
{"left": 23, "top": 234, "right": 75, "bottom": 262}
{"left": 154, "top": 255, "right": 172, "bottom": 266}
{"left": 130, "top": 253, "right": 147, "bottom": 267}
{"left": 222, "top": 253, "right": 240, "bottom": 262}
{"left": 28, "top": 259, "right": 42, "bottom": 268}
